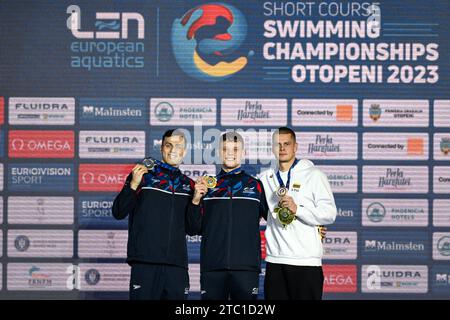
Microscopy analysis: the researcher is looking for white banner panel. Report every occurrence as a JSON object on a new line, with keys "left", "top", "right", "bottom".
{"left": 8, "top": 196, "right": 74, "bottom": 224}
{"left": 221, "top": 99, "right": 287, "bottom": 126}
{"left": 361, "top": 265, "right": 428, "bottom": 293}
{"left": 179, "top": 165, "right": 216, "bottom": 179}
{"left": 363, "top": 133, "right": 429, "bottom": 160}
{"left": 323, "top": 232, "right": 357, "bottom": 260}
{"left": 7, "top": 230, "right": 73, "bottom": 258}
{"left": 292, "top": 99, "right": 358, "bottom": 127}
{"left": 150, "top": 98, "right": 216, "bottom": 126}
{"left": 362, "top": 199, "right": 428, "bottom": 226}
{"left": 79, "top": 263, "right": 130, "bottom": 291}
{"left": 188, "top": 263, "right": 201, "bottom": 292}
{"left": 434, "top": 100, "right": 450, "bottom": 127}
{"left": 297, "top": 132, "right": 357, "bottom": 159}
{"left": 363, "top": 166, "right": 428, "bottom": 193}
{"left": 79, "top": 131, "right": 145, "bottom": 159}
{"left": 317, "top": 166, "right": 358, "bottom": 193}
{"left": 78, "top": 230, "right": 127, "bottom": 258}
{"left": 9, "top": 97, "right": 75, "bottom": 125}
{"left": 7, "top": 263, "right": 73, "bottom": 291}
{"left": 433, "top": 166, "right": 450, "bottom": 194}
{"left": 363, "top": 100, "right": 429, "bottom": 127}
{"left": 433, "top": 200, "right": 450, "bottom": 227}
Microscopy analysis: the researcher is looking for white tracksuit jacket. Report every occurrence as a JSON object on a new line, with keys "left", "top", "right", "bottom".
{"left": 258, "top": 159, "right": 337, "bottom": 266}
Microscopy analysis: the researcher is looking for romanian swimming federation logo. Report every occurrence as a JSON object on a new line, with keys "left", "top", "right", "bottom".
{"left": 171, "top": 3, "right": 251, "bottom": 81}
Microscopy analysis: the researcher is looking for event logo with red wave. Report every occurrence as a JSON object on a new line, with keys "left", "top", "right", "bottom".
{"left": 171, "top": 3, "right": 252, "bottom": 81}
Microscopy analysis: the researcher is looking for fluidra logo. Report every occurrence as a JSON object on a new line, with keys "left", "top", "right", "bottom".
{"left": 67, "top": 5, "right": 145, "bottom": 70}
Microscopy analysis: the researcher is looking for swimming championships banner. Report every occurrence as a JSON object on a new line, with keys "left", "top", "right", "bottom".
{"left": 0, "top": 0, "right": 449, "bottom": 299}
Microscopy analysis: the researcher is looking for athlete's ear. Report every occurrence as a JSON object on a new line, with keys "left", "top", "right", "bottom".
{"left": 294, "top": 141, "right": 298, "bottom": 154}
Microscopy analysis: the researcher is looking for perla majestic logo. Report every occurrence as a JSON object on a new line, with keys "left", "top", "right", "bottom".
{"left": 378, "top": 168, "right": 411, "bottom": 188}
{"left": 171, "top": 3, "right": 251, "bottom": 81}
{"left": 66, "top": 5, "right": 144, "bottom": 39}
{"left": 237, "top": 101, "right": 270, "bottom": 121}
{"left": 369, "top": 104, "right": 382, "bottom": 121}
{"left": 308, "top": 134, "right": 341, "bottom": 154}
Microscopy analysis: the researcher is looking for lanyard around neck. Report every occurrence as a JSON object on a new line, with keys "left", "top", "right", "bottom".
{"left": 276, "top": 158, "right": 298, "bottom": 190}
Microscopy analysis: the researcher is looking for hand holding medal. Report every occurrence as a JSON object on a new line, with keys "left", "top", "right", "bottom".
{"left": 203, "top": 175, "right": 217, "bottom": 189}
{"left": 274, "top": 187, "right": 296, "bottom": 228}
{"left": 273, "top": 159, "right": 300, "bottom": 229}
{"left": 192, "top": 175, "right": 217, "bottom": 205}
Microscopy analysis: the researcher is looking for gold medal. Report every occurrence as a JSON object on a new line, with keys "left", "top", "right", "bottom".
{"left": 274, "top": 207, "right": 295, "bottom": 228}
{"left": 204, "top": 175, "right": 217, "bottom": 189}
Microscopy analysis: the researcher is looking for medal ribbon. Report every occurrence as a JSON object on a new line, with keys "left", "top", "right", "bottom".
{"left": 276, "top": 158, "right": 299, "bottom": 190}
{"left": 144, "top": 157, "right": 180, "bottom": 174}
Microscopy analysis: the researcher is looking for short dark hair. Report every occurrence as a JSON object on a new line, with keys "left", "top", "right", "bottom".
{"left": 220, "top": 131, "right": 244, "bottom": 147}
{"left": 272, "top": 127, "right": 296, "bottom": 143}
{"left": 162, "top": 129, "right": 186, "bottom": 146}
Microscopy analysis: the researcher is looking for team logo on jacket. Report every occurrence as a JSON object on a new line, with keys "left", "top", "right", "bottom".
{"left": 243, "top": 186, "right": 255, "bottom": 195}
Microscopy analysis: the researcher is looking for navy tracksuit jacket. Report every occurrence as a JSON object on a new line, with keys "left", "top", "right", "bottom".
{"left": 188, "top": 169, "right": 269, "bottom": 273}
{"left": 112, "top": 166, "right": 201, "bottom": 268}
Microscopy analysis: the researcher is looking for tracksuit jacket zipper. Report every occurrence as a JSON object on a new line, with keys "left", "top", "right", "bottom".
{"left": 227, "top": 179, "right": 233, "bottom": 269}
{"left": 166, "top": 174, "right": 175, "bottom": 257}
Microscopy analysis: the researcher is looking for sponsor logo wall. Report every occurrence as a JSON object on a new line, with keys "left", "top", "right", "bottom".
{"left": 0, "top": 0, "right": 449, "bottom": 300}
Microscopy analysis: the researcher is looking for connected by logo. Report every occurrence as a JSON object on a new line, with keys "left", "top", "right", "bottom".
{"left": 366, "top": 202, "right": 386, "bottom": 222}
{"left": 85, "top": 269, "right": 101, "bottom": 285}
{"left": 437, "top": 236, "right": 450, "bottom": 256}
{"left": 171, "top": 3, "right": 252, "bottom": 81}
{"left": 15, "top": 235, "right": 30, "bottom": 252}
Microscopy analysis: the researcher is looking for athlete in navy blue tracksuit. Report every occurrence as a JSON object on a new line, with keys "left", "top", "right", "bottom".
{"left": 112, "top": 130, "right": 201, "bottom": 300}
{"left": 189, "top": 132, "right": 269, "bottom": 300}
